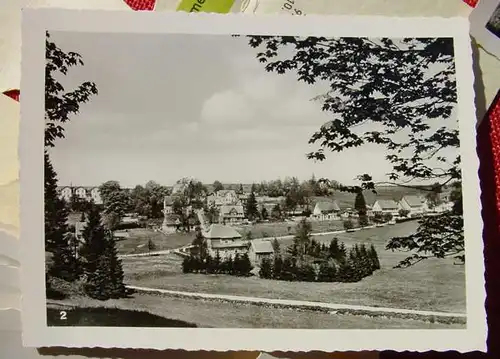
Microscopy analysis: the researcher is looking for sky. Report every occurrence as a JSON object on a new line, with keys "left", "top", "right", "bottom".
{"left": 48, "top": 31, "right": 459, "bottom": 188}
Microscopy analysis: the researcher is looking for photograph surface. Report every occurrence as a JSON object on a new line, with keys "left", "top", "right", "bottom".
{"left": 486, "top": 2, "right": 500, "bottom": 38}
{"left": 20, "top": 10, "right": 484, "bottom": 351}
{"left": 470, "top": 0, "right": 500, "bottom": 58}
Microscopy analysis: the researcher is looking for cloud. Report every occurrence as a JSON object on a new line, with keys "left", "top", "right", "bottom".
{"left": 199, "top": 71, "right": 331, "bottom": 131}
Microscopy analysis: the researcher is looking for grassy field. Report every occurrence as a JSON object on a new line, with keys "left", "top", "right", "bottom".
{"left": 235, "top": 220, "right": 346, "bottom": 239}
{"left": 122, "top": 221, "right": 465, "bottom": 314}
{"left": 116, "top": 229, "right": 195, "bottom": 255}
{"left": 47, "top": 293, "right": 463, "bottom": 329}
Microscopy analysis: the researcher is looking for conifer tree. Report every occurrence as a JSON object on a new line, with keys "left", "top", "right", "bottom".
{"left": 317, "top": 261, "right": 331, "bottom": 282}
{"left": 80, "top": 205, "right": 106, "bottom": 278}
{"left": 328, "top": 238, "right": 340, "bottom": 260}
{"left": 45, "top": 153, "right": 80, "bottom": 282}
{"left": 369, "top": 244, "right": 381, "bottom": 270}
{"left": 259, "top": 257, "right": 273, "bottom": 279}
{"left": 214, "top": 250, "right": 222, "bottom": 273}
{"left": 240, "top": 252, "right": 253, "bottom": 276}
{"left": 273, "top": 255, "right": 283, "bottom": 279}
{"left": 104, "top": 230, "right": 127, "bottom": 298}
{"left": 359, "top": 244, "right": 372, "bottom": 276}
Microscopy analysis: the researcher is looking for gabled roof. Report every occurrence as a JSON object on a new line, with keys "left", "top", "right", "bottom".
{"left": 314, "top": 201, "right": 340, "bottom": 212}
{"left": 401, "top": 195, "right": 424, "bottom": 208}
{"left": 216, "top": 189, "right": 237, "bottom": 197}
{"left": 204, "top": 224, "right": 242, "bottom": 239}
{"left": 251, "top": 240, "right": 274, "bottom": 254}
{"left": 374, "top": 199, "right": 399, "bottom": 210}
{"left": 220, "top": 205, "right": 244, "bottom": 216}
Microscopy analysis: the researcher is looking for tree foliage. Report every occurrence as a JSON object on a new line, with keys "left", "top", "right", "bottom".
{"left": 45, "top": 32, "right": 98, "bottom": 148}
{"left": 243, "top": 35, "right": 462, "bottom": 267}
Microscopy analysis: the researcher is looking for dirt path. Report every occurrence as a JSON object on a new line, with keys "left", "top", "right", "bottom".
{"left": 127, "top": 285, "right": 466, "bottom": 319}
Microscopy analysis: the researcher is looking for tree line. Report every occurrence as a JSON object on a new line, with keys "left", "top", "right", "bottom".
{"left": 259, "top": 239, "right": 380, "bottom": 283}
{"left": 182, "top": 252, "right": 253, "bottom": 277}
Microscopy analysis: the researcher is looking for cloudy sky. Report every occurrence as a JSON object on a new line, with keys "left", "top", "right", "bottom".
{"left": 48, "top": 31, "right": 458, "bottom": 188}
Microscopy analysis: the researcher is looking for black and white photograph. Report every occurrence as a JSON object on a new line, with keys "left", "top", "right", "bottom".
{"left": 486, "top": 1, "right": 500, "bottom": 38}
{"left": 20, "top": 10, "right": 484, "bottom": 351}
{"left": 470, "top": 0, "right": 500, "bottom": 58}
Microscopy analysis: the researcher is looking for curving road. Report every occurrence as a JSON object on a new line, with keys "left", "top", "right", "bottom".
{"left": 126, "top": 284, "right": 466, "bottom": 319}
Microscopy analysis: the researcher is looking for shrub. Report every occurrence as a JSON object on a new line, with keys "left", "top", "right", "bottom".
{"left": 343, "top": 219, "right": 354, "bottom": 231}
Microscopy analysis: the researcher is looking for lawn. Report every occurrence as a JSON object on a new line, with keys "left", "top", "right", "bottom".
{"left": 235, "top": 219, "right": 346, "bottom": 239}
{"left": 46, "top": 293, "right": 463, "bottom": 329}
{"left": 122, "top": 221, "right": 466, "bottom": 314}
{"left": 115, "top": 228, "right": 195, "bottom": 255}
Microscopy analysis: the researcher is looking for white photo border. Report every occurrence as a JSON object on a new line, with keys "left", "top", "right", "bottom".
{"left": 20, "top": 8, "right": 485, "bottom": 352}
{"left": 470, "top": 0, "right": 500, "bottom": 60}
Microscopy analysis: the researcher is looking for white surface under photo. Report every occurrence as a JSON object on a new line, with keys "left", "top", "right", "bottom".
{"left": 20, "top": 9, "right": 485, "bottom": 352}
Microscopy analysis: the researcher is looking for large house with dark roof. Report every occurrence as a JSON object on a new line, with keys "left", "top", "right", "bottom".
{"left": 204, "top": 224, "right": 248, "bottom": 260}
{"left": 207, "top": 190, "right": 240, "bottom": 207}
{"left": 219, "top": 205, "right": 245, "bottom": 224}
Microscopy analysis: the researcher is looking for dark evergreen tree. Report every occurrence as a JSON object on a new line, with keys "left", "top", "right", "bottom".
{"left": 245, "top": 191, "right": 259, "bottom": 221}
{"left": 369, "top": 244, "right": 381, "bottom": 270}
{"left": 259, "top": 257, "right": 273, "bottom": 279}
{"left": 104, "top": 230, "right": 127, "bottom": 298}
{"left": 44, "top": 153, "right": 80, "bottom": 282}
{"left": 80, "top": 205, "right": 107, "bottom": 278}
{"left": 281, "top": 256, "right": 297, "bottom": 281}
{"left": 273, "top": 255, "right": 283, "bottom": 279}
{"left": 328, "top": 238, "right": 340, "bottom": 260}
{"left": 261, "top": 206, "right": 269, "bottom": 220}
{"left": 239, "top": 253, "right": 253, "bottom": 276}
{"left": 354, "top": 191, "right": 367, "bottom": 216}
{"left": 214, "top": 250, "right": 222, "bottom": 273}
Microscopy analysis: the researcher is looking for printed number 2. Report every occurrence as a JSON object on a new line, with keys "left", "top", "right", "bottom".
{"left": 59, "top": 311, "right": 67, "bottom": 320}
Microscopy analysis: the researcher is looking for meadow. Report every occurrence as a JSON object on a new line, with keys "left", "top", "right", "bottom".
{"left": 122, "top": 221, "right": 466, "bottom": 314}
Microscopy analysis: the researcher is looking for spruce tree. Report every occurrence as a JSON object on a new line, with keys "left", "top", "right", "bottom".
{"left": 328, "top": 238, "right": 339, "bottom": 260}
{"left": 80, "top": 205, "right": 107, "bottom": 278}
{"left": 359, "top": 244, "right": 372, "bottom": 276}
{"left": 214, "top": 250, "right": 222, "bottom": 273}
{"left": 245, "top": 191, "right": 259, "bottom": 221}
{"left": 45, "top": 153, "right": 80, "bottom": 282}
{"left": 104, "top": 230, "right": 127, "bottom": 298}
{"left": 240, "top": 253, "right": 253, "bottom": 276}
{"left": 273, "top": 255, "right": 283, "bottom": 279}
{"left": 259, "top": 257, "right": 273, "bottom": 279}
{"left": 369, "top": 244, "right": 381, "bottom": 270}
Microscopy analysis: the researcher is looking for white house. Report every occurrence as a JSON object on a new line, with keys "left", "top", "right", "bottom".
{"left": 89, "top": 187, "right": 102, "bottom": 204}
{"left": 204, "top": 224, "right": 248, "bottom": 260}
{"left": 207, "top": 189, "right": 240, "bottom": 207}
{"left": 312, "top": 201, "right": 340, "bottom": 220}
{"left": 74, "top": 187, "right": 87, "bottom": 199}
{"left": 59, "top": 186, "right": 73, "bottom": 202}
{"left": 248, "top": 240, "right": 275, "bottom": 265}
{"left": 398, "top": 195, "right": 428, "bottom": 217}
{"left": 372, "top": 199, "right": 400, "bottom": 217}
{"left": 219, "top": 205, "right": 245, "bottom": 224}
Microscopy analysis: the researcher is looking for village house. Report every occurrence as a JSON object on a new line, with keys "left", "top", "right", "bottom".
{"left": 219, "top": 205, "right": 245, "bottom": 225}
{"left": 248, "top": 240, "right": 275, "bottom": 265}
{"left": 312, "top": 201, "right": 340, "bottom": 220}
{"left": 57, "top": 186, "right": 103, "bottom": 205}
{"left": 398, "top": 195, "right": 428, "bottom": 217}
{"left": 372, "top": 199, "right": 400, "bottom": 217}
{"left": 207, "top": 189, "right": 240, "bottom": 207}
{"left": 204, "top": 224, "right": 248, "bottom": 260}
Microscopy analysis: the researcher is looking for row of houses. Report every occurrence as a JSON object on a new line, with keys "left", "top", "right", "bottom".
{"left": 57, "top": 186, "right": 103, "bottom": 205}
{"left": 311, "top": 195, "right": 454, "bottom": 221}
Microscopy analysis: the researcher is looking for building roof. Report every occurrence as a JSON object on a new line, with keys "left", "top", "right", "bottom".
{"left": 216, "top": 189, "right": 237, "bottom": 196}
{"left": 401, "top": 195, "right": 424, "bottom": 208}
{"left": 314, "top": 201, "right": 340, "bottom": 212}
{"left": 374, "top": 199, "right": 399, "bottom": 210}
{"left": 204, "top": 224, "right": 242, "bottom": 239}
{"left": 211, "top": 240, "right": 249, "bottom": 249}
{"left": 220, "top": 205, "right": 244, "bottom": 216}
{"left": 251, "top": 240, "right": 274, "bottom": 254}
